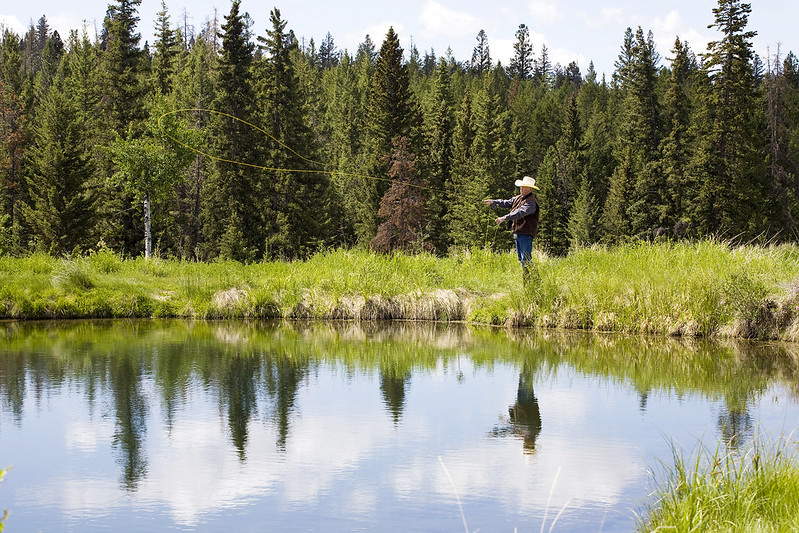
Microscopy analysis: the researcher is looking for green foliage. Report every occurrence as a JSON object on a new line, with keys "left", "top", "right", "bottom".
{"left": 52, "top": 259, "right": 94, "bottom": 292}
{"left": 0, "top": 241, "right": 798, "bottom": 342}
{"left": 639, "top": 436, "right": 799, "bottom": 532}
{"left": 0, "top": 0, "right": 798, "bottom": 261}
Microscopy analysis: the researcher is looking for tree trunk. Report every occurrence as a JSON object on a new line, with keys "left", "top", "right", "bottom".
{"left": 144, "top": 192, "right": 152, "bottom": 259}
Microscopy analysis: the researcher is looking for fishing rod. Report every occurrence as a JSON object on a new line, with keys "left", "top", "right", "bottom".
{"left": 157, "top": 108, "right": 443, "bottom": 192}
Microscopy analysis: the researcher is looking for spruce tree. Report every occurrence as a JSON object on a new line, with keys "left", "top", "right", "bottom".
{"left": 659, "top": 37, "right": 696, "bottom": 235}
{"left": 21, "top": 64, "right": 97, "bottom": 255}
{"left": 692, "top": 0, "right": 767, "bottom": 238}
{"left": 152, "top": 0, "right": 180, "bottom": 95}
{"left": 446, "top": 89, "right": 492, "bottom": 249}
{"left": 471, "top": 30, "right": 491, "bottom": 77}
{"left": 509, "top": 24, "right": 533, "bottom": 80}
{"left": 361, "top": 27, "right": 419, "bottom": 244}
{"left": 99, "top": 0, "right": 148, "bottom": 255}
{"left": 255, "top": 8, "right": 329, "bottom": 259}
{"left": 425, "top": 58, "right": 454, "bottom": 252}
{"left": 371, "top": 137, "right": 429, "bottom": 253}
{"left": 0, "top": 31, "right": 28, "bottom": 251}
{"left": 201, "top": 0, "right": 257, "bottom": 261}
{"left": 170, "top": 37, "right": 215, "bottom": 259}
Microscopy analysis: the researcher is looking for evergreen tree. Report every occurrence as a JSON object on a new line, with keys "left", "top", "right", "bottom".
{"left": 152, "top": 0, "right": 180, "bottom": 95}
{"left": 101, "top": 0, "right": 147, "bottom": 132}
{"left": 0, "top": 31, "right": 28, "bottom": 251}
{"left": 255, "top": 8, "right": 330, "bottom": 259}
{"left": 604, "top": 27, "right": 663, "bottom": 240}
{"left": 21, "top": 64, "right": 97, "bottom": 254}
{"left": 99, "top": 0, "right": 148, "bottom": 255}
{"left": 425, "top": 58, "right": 454, "bottom": 252}
{"left": 692, "top": 0, "right": 767, "bottom": 238}
{"left": 533, "top": 44, "right": 551, "bottom": 87}
{"left": 509, "top": 24, "right": 533, "bottom": 80}
{"left": 764, "top": 46, "right": 799, "bottom": 239}
{"left": 371, "top": 137, "right": 429, "bottom": 253}
{"left": 201, "top": 0, "right": 258, "bottom": 261}
{"left": 659, "top": 37, "right": 695, "bottom": 235}
{"left": 319, "top": 32, "right": 340, "bottom": 70}
{"left": 471, "top": 30, "right": 491, "bottom": 77}
{"left": 170, "top": 37, "right": 215, "bottom": 258}
{"left": 446, "top": 89, "right": 492, "bottom": 249}
{"left": 361, "top": 27, "right": 419, "bottom": 244}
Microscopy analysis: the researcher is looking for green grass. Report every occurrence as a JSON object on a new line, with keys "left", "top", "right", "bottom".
{"left": 638, "top": 436, "right": 799, "bottom": 532}
{"left": 1, "top": 240, "right": 799, "bottom": 338}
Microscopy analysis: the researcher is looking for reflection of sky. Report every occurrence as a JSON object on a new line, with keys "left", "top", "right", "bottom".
{"left": 2, "top": 359, "right": 799, "bottom": 532}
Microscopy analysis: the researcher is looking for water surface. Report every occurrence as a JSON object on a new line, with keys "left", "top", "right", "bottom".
{"left": 1, "top": 320, "right": 798, "bottom": 532}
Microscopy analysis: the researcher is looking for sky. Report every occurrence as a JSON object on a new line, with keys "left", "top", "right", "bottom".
{"left": 1, "top": 0, "right": 797, "bottom": 78}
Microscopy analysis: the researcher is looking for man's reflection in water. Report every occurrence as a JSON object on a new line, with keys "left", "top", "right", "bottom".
{"left": 490, "top": 370, "right": 541, "bottom": 453}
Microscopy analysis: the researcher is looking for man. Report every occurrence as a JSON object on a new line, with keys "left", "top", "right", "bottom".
{"left": 482, "top": 176, "right": 540, "bottom": 280}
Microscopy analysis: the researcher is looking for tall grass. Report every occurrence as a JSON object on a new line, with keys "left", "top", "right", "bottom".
{"left": 1, "top": 240, "right": 799, "bottom": 338}
{"left": 638, "top": 435, "right": 799, "bottom": 532}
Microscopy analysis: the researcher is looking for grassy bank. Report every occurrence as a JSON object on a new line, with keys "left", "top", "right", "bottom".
{"left": 2, "top": 240, "right": 799, "bottom": 339}
{"left": 638, "top": 437, "right": 799, "bottom": 532}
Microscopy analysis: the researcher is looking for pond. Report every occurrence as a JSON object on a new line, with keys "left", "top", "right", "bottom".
{"left": 0, "top": 320, "right": 798, "bottom": 532}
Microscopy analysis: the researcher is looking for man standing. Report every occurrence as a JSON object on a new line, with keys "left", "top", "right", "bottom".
{"left": 482, "top": 176, "right": 540, "bottom": 280}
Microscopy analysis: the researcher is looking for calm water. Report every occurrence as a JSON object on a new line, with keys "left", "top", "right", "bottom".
{"left": 0, "top": 320, "right": 798, "bottom": 532}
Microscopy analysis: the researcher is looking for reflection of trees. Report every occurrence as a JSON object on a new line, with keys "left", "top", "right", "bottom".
{"left": 271, "top": 357, "right": 309, "bottom": 452}
{"left": 108, "top": 354, "right": 148, "bottom": 491}
{"left": 490, "top": 368, "right": 541, "bottom": 453}
{"left": 2, "top": 320, "right": 799, "bottom": 491}
{"left": 222, "top": 354, "right": 260, "bottom": 460}
{"left": 379, "top": 370, "right": 411, "bottom": 425}
{"left": 0, "top": 352, "right": 27, "bottom": 424}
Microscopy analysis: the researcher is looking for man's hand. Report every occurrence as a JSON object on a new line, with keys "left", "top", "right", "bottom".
{"left": 482, "top": 199, "right": 493, "bottom": 206}
{"left": 494, "top": 216, "right": 505, "bottom": 225}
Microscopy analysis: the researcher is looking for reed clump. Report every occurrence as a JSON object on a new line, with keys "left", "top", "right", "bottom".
{"left": 2, "top": 240, "right": 799, "bottom": 339}
{"left": 638, "top": 435, "right": 799, "bottom": 532}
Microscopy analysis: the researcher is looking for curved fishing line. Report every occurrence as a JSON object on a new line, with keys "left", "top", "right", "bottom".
{"left": 157, "top": 108, "right": 442, "bottom": 192}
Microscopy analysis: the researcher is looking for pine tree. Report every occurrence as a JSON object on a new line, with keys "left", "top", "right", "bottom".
{"left": 509, "top": 24, "right": 533, "bottom": 80}
{"left": 255, "top": 8, "right": 330, "bottom": 259}
{"left": 626, "top": 28, "right": 664, "bottom": 237}
{"left": 471, "top": 30, "right": 491, "bottom": 77}
{"left": 692, "top": 0, "right": 767, "bottom": 238}
{"left": 371, "top": 137, "right": 429, "bottom": 253}
{"left": 98, "top": 0, "right": 148, "bottom": 255}
{"left": 319, "top": 32, "right": 339, "bottom": 70}
{"left": 604, "top": 27, "right": 663, "bottom": 240}
{"left": 152, "top": 0, "right": 180, "bottom": 95}
{"left": 201, "top": 0, "right": 257, "bottom": 261}
{"left": 764, "top": 46, "right": 799, "bottom": 239}
{"left": 167, "top": 37, "right": 215, "bottom": 259}
{"left": 446, "top": 89, "right": 492, "bottom": 249}
{"left": 425, "top": 58, "right": 454, "bottom": 252}
{"left": 0, "top": 31, "right": 28, "bottom": 251}
{"left": 533, "top": 44, "right": 551, "bottom": 87}
{"left": 21, "top": 64, "right": 97, "bottom": 255}
{"left": 659, "top": 37, "right": 696, "bottom": 235}
{"left": 361, "top": 27, "right": 419, "bottom": 244}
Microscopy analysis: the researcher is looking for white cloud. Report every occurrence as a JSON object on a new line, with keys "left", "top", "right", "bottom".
{"left": 0, "top": 14, "right": 25, "bottom": 35}
{"left": 419, "top": 0, "right": 480, "bottom": 39}
{"left": 579, "top": 6, "right": 625, "bottom": 30}
{"left": 529, "top": 0, "right": 560, "bottom": 25}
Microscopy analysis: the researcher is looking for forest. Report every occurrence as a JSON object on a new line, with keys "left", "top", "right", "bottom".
{"left": 0, "top": 0, "right": 798, "bottom": 261}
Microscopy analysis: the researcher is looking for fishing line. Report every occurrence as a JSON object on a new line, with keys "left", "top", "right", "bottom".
{"left": 157, "top": 108, "right": 442, "bottom": 192}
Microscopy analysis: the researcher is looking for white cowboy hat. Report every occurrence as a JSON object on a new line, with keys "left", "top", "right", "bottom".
{"left": 514, "top": 176, "right": 539, "bottom": 190}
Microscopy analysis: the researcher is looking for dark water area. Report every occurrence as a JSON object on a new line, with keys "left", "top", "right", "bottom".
{"left": 0, "top": 320, "right": 798, "bottom": 532}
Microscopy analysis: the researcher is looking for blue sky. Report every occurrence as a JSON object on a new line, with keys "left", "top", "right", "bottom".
{"left": 1, "top": 0, "right": 796, "bottom": 77}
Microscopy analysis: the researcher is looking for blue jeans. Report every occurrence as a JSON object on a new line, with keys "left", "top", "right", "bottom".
{"left": 514, "top": 233, "right": 533, "bottom": 268}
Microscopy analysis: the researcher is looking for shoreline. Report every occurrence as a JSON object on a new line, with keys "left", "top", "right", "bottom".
{"left": 2, "top": 241, "right": 799, "bottom": 340}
